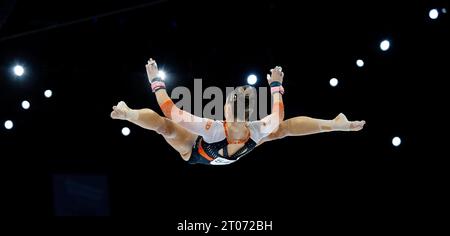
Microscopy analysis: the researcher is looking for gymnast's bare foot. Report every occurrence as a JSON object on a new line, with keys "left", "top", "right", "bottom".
{"left": 111, "top": 101, "right": 133, "bottom": 120}
{"left": 334, "top": 113, "right": 365, "bottom": 131}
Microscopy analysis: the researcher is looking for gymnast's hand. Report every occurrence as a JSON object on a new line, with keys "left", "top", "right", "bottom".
{"left": 145, "top": 58, "right": 159, "bottom": 83}
{"left": 267, "top": 66, "right": 284, "bottom": 85}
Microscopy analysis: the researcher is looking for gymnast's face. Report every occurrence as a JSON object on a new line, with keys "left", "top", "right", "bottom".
{"left": 224, "top": 85, "right": 256, "bottom": 123}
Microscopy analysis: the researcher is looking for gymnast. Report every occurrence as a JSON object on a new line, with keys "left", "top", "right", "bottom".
{"left": 111, "top": 58, "right": 365, "bottom": 165}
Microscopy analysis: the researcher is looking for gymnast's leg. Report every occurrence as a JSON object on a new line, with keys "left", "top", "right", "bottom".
{"left": 260, "top": 113, "right": 365, "bottom": 144}
{"left": 110, "top": 101, "right": 197, "bottom": 160}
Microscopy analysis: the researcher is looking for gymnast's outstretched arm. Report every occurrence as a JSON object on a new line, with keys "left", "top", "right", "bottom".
{"left": 255, "top": 66, "right": 285, "bottom": 136}
{"left": 143, "top": 58, "right": 225, "bottom": 142}
{"left": 145, "top": 58, "right": 172, "bottom": 112}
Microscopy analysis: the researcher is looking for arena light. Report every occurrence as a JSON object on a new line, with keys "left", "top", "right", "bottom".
{"left": 4, "top": 120, "right": 14, "bottom": 130}
{"left": 356, "top": 59, "right": 364, "bottom": 68}
{"left": 380, "top": 39, "right": 390, "bottom": 51}
{"left": 13, "top": 65, "right": 25, "bottom": 77}
{"left": 329, "top": 78, "right": 338, "bottom": 87}
{"left": 429, "top": 9, "right": 439, "bottom": 19}
{"left": 247, "top": 74, "right": 257, "bottom": 85}
{"left": 44, "top": 89, "right": 53, "bottom": 98}
{"left": 392, "top": 136, "right": 401, "bottom": 147}
{"left": 21, "top": 100, "right": 30, "bottom": 110}
{"left": 158, "top": 71, "right": 166, "bottom": 80}
{"left": 122, "top": 127, "right": 131, "bottom": 136}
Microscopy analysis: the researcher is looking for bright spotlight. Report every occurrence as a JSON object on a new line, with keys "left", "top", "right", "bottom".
{"left": 4, "top": 120, "right": 14, "bottom": 130}
{"left": 21, "top": 100, "right": 30, "bottom": 110}
{"left": 247, "top": 74, "right": 257, "bottom": 85}
{"left": 442, "top": 8, "right": 447, "bottom": 14}
{"left": 429, "top": 9, "right": 439, "bottom": 19}
{"left": 392, "top": 136, "right": 401, "bottom": 147}
{"left": 122, "top": 127, "right": 131, "bottom": 136}
{"left": 44, "top": 89, "right": 53, "bottom": 98}
{"left": 13, "top": 65, "right": 25, "bottom": 77}
{"left": 329, "top": 78, "right": 338, "bottom": 87}
{"left": 158, "top": 71, "right": 166, "bottom": 80}
{"left": 356, "top": 59, "right": 365, "bottom": 67}
{"left": 380, "top": 40, "right": 390, "bottom": 51}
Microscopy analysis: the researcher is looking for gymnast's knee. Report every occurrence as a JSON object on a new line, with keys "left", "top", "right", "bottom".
{"left": 155, "top": 117, "right": 176, "bottom": 138}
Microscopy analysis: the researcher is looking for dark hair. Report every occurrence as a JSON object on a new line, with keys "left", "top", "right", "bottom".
{"left": 227, "top": 85, "right": 255, "bottom": 122}
{"left": 232, "top": 94, "right": 250, "bottom": 121}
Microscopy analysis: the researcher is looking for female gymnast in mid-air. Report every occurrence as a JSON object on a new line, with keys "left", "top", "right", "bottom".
{"left": 111, "top": 58, "right": 365, "bottom": 165}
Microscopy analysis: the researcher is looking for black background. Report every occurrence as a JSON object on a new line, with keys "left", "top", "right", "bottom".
{"left": 0, "top": 0, "right": 448, "bottom": 233}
